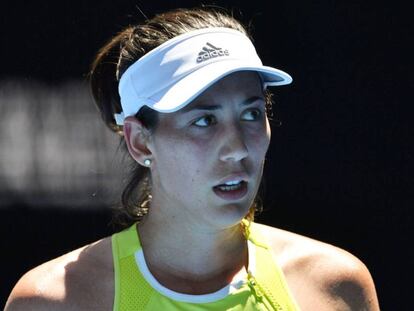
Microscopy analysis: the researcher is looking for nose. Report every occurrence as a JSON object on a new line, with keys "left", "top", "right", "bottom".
{"left": 218, "top": 123, "right": 248, "bottom": 162}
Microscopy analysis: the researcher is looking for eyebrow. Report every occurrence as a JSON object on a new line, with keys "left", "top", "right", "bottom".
{"left": 179, "top": 96, "right": 264, "bottom": 114}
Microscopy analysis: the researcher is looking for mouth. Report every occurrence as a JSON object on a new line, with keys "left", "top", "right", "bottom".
{"left": 213, "top": 181, "right": 248, "bottom": 200}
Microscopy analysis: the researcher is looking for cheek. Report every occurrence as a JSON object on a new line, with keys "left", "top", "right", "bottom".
{"left": 170, "top": 135, "right": 211, "bottom": 161}
{"left": 152, "top": 135, "right": 213, "bottom": 205}
{"left": 264, "top": 120, "right": 271, "bottom": 152}
{"left": 247, "top": 121, "right": 271, "bottom": 157}
{"left": 154, "top": 134, "right": 211, "bottom": 180}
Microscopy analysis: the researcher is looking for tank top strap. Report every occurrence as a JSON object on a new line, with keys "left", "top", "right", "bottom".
{"left": 112, "top": 224, "right": 153, "bottom": 311}
{"left": 113, "top": 224, "right": 142, "bottom": 259}
{"left": 244, "top": 220, "right": 301, "bottom": 311}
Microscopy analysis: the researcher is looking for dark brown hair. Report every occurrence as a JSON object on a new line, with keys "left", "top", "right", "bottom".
{"left": 89, "top": 7, "right": 275, "bottom": 228}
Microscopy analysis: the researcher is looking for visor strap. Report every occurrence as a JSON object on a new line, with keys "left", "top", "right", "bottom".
{"left": 114, "top": 112, "right": 125, "bottom": 125}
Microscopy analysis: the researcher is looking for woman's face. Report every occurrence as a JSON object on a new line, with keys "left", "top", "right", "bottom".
{"left": 147, "top": 71, "right": 271, "bottom": 228}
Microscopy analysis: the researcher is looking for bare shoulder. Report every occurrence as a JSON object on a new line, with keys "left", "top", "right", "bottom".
{"left": 5, "top": 236, "right": 114, "bottom": 311}
{"left": 254, "top": 223, "right": 380, "bottom": 311}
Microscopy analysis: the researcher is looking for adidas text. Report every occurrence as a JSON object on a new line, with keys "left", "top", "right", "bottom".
{"left": 197, "top": 43, "right": 229, "bottom": 63}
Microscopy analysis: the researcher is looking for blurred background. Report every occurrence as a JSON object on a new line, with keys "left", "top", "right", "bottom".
{"left": 1, "top": 1, "right": 411, "bottom": 309}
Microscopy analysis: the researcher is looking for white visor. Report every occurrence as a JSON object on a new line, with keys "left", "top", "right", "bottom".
{"left": 116, "top": 27, "right": 292, "bottom": 125}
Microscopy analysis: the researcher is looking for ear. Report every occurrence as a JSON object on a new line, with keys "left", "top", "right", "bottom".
{"left": 123, "top": 116, "right": 152, "bottom": 166}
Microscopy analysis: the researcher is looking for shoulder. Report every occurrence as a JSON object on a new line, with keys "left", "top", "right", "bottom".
{"left": 5, "top": 236, "right": 114, "bottom": 311}
{"left": 253, "top": 222, "right": 380, "bottom": 310}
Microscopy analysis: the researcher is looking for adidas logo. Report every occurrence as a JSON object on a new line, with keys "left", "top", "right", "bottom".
{"left": 196, "top": 42, "right": 229, "bottom": 63}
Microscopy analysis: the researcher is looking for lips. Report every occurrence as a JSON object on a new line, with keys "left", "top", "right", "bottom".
{"left": 212, "top": 172, "right": 249, "bottom": 201}
{"left": 214, "top": 173, "right": 249, "bottom": 188}
{"left": 213, "top": 181, "right": 248, "bottom": 200}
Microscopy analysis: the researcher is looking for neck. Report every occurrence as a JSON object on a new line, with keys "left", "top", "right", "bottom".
{"left": 137, "top": 204, "right": 249, "bottom": 293}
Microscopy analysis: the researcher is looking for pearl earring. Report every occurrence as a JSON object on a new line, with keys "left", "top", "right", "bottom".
{"left": 144, "top": 159, "right": 152, "bottom": 166}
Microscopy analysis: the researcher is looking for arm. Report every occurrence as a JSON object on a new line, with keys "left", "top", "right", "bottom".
{"left": 4, "top": 270, "right": 63, "bottom": 311}
{"left": 5, "top": 238, "right": 114, "bottom": 311}
{"left": 322, "top": 256, "right": 381, "bottom": 311}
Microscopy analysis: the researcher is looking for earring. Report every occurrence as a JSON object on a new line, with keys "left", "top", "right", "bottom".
{"left": 144, "top": 159, "right": 152, "bottom": 166}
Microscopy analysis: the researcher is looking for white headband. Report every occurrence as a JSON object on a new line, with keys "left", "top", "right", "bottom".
{"left": 116, "top": 27, "right": 292, "bottom": 125}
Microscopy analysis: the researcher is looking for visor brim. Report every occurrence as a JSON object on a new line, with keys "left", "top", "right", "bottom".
{"left": 148, "top": 60, "right": 292, "bottom": 113}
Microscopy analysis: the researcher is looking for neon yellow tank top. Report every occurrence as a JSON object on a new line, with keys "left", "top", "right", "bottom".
{"left": 112, "top": 222, "right": 301, "bottom": 310}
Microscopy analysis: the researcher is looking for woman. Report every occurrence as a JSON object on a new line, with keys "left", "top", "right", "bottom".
{"left": 6, "top": 7, "right": 380, "bottom": 310}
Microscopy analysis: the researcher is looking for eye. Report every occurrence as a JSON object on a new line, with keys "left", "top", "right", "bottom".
{"left": 242, "top": 108, "right": 262, "bottom": 121}
{"left": 192, "top": 114, "right": 217, "bottom": 127}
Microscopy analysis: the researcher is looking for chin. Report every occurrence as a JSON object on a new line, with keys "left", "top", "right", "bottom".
{"left": 209, "top": 203, "right": 252, "bottom": 229}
